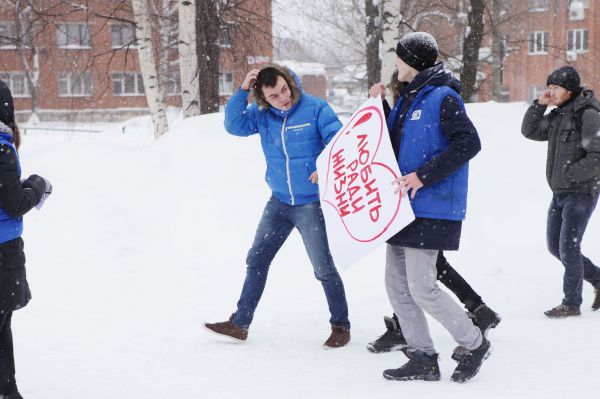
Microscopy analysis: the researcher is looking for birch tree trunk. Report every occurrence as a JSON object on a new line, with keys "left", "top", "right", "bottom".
{"left": 178, "top": 0, "right": 201, "bottom": 117}
{"left": 380, "top": 0, "right": 401, "bottom": 86}
{"left": 156, "top": 0, "right": 172, "bottom": 100}
{"left": 132, "top": 0, "right": 170, "bottom": 138}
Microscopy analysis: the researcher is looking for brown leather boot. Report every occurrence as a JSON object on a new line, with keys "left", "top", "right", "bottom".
{"left": 204, "top": 314, "right": 248, "bottom": 342}
{"left": 323, "top": 326, "right": 351, "bottom": 349}
{"left": 592, "top": 289, "right": 600, "bottom": 311}
{"left": 544, "top": 304, "right": 581, "bottom": 318}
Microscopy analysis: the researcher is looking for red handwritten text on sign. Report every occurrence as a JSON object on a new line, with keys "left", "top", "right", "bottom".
{"left": 322, "top": 106, "right": 402, "bottom": 243}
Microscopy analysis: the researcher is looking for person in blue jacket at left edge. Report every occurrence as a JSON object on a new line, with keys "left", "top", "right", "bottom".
{"left": 204, "top": 64, "right": 351, "bottom": 349}
{"left": 0, "top": 80, "right": 52, "bottom": 399}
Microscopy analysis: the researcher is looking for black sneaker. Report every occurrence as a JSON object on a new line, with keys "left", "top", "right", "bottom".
{"left": 450, "top": 338, "right": 492, "bottom": 383}
{"left": 383, "top": 350, "right": 441, "bottom": 381}
{"left": 544, "top": 304, "right": 581, "bottom": 318}
{"left": 367, "top": 315, "right": 408, "bottom": 353}
{"left": 472, "top": 305, "right": 501, "bottom": 336}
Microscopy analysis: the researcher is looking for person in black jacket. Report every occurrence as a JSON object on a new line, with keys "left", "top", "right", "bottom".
{"left": 521, "top": 66, "right": 600, "bottom": 318}
{"left": 0, "top": 80, "right": 52, "bottom": 399}
{"left": 367, "top": 72, "right": 500, "bottom": 355}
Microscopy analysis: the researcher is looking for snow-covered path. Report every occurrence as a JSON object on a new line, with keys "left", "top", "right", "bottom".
{"left": 14, "top": 103, "right": 600, "bottom": 398}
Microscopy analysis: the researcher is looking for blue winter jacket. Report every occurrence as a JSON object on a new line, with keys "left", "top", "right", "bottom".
{"left": 224, "top": 72, "right": 342, "bottom": 205}
{"left": 387, "top": 64, "right": 478, "bottom": 221}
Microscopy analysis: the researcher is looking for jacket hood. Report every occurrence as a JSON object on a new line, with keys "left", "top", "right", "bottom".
{"left": 405, "top": 62, "right": 462, "bottom": 96}
{"left": 253, "top": 64, "right": 303, "bottom": 113}
{"left": 0, "top": 121, "right": 14, "bottom": 142}
{"left": 572, "top": 88, "right": 600, "bottom": 113}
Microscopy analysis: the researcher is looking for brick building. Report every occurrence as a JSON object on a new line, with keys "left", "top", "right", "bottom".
{"left": 399, "top": 0, "right": 597, "bottom": 103}
{"left": 0, "top": 0, "right": 272, "bottom": 122}
{"left": 502, "top": 0, "right": 598, "bottom": 103}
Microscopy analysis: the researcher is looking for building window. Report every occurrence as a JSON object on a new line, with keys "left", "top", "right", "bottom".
{"left": 528, "top": 0, "right": 549, "bottom": 11}
{"left": 57, "top": 24, "right": 91, "bottom": 48}
{"left": 219, "top": 73, "right": 234, "bottom": 96}
{"left": 112, "top": 72, "right": 145, "bottom": 96}
{"left": 164, "top": 71, "right": 181, "bottom": 96}
{"left": 528, "top": 85, "right": 547, "bottom": 103}
{"left": 0, "top": 22, "right": 16, "bottom": 48}
{"left": 528, "top": 31, "right": 548, "bottom": 54}
{"left": 567, "top": 29, "right": 589, "bottom": 53}
{"left": 0, "top": 72, "right": 30, "bottom": 97}
{"left": 218, "top": 23, "right": 234, "bottom": 48}
{"left": 58, "top": 72, "right": 93, "bottom": 97}
{"left": 111, "top": 24, "right": 136, "bottom": 48}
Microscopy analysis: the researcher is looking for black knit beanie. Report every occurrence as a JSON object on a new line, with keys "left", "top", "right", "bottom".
{"left": 0, "top": 80, "right": 15, "bottom": 127}
{"left": 546, "top": 66, "right": 581, "bottom": 93}
{"left": 395, "top": 32, "right": 439, "bottom": 71}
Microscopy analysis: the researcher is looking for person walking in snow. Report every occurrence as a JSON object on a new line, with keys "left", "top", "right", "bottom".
{"left": 0, "top": 80, "right": 52, "bottom": 399}
{"left": 369, "top": 32, "right": 490, "bottom": 383}
{"left": 204, "top": 64, "right": 351, "bottom": 349}
{"left": 367, "top": 72, "right": 500, "bottom": 354}
{"left": 521, "top": 65, "right": 600, "bottom": 318}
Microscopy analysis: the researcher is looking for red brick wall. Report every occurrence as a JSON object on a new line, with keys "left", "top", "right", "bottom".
{"left": 502, "top": 0, "right": 599, "bottom": 102}
{"left": 0, "top": 0, "right": 272, "bottom": 120}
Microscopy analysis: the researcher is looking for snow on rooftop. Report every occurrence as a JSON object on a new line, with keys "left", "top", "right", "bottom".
{"left": 276, "top": 59, "right": 327, "bottom": 77}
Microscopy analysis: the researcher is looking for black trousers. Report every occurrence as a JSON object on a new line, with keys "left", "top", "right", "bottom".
{"left": 0, "top": 311, "right": 16, "bottom": 395}
{"left": 435, "top": 251, "right": 483, "bottom": 312}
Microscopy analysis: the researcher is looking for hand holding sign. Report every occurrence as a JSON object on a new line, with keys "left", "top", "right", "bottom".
{"left": 393, "top": 172, "right": 424, "bottom": 199}
{"left": 317, "top": 96, "right": 414, "bottom": 268}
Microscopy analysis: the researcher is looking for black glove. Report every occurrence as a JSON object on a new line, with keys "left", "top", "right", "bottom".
{"left": 21, "top": 174, "right": 46, "bottom": 198}
{"left": 22, "top": 174, "right": 52, "bottom": 210}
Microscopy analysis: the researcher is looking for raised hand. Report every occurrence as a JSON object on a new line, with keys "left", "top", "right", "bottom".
{"left": 369, "top": 82, "right": 386, "bottom": 99}
{"left": 241, "top": 69, "right": 260, "bottom": 91}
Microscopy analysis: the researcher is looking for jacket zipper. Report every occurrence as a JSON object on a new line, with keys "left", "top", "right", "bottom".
{"left": 551, "top": 114, "right": 565, "bottom": 187}
{"left": 280, "top": 116, "right": 294, "bottom": 204}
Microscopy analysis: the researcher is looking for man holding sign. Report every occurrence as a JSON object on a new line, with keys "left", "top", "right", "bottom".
{"left": 204, "top": 64, "right": 351, "bottom": 349}
{"left": 370, "top": 32, "right": 490, "bottom": 383}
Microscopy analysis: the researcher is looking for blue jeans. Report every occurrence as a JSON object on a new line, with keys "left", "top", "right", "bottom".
{"left": 232, "top": 196, "right": 350, "bottom": 329}
{"left": 547, "top": 192, "right": 600, "bottom": 307}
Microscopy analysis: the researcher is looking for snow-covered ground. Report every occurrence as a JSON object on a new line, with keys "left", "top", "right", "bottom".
{"left": 14, "top": 101, "right": 600, "bottom": 398}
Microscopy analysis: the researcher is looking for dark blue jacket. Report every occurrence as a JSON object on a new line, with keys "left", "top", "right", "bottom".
{"left": 385, "top": 64, "right": 481, "bottom": 250}
{"left": 224, "top": 72, "right": 342, "bottom": 205}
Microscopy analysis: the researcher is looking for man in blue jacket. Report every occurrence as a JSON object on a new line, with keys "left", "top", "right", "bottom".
{"left": 204, "top": 64, "right": 351, "bottom": 348}
{"left": 370, "top": 32, "right": 490, "bottom": 382}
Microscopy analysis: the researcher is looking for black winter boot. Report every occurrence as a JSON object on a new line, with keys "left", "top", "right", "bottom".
{"left": 472, "top": 305, "right": 501, "bottom": 336}
{"left": 451, "top": 338, "right": 492, "bottom": 383}
{"left": 367, "top": 315, "right": 407, "bottom": 353}
{"left": 592, "top": 289, "right": 600, "bottom": 311}
{"left": 383, "top": 350, "right": 441, "bottom": 381}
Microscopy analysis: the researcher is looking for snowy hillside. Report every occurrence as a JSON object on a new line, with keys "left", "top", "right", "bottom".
{"left": 15, "top": 102, "right": 600, "bottom": 398}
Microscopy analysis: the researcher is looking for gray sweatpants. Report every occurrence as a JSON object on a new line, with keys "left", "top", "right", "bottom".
{"left": 385, "top": 245, "right": 482, "bottom": 356}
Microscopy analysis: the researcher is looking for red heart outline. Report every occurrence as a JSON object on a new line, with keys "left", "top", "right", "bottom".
{"left": 321, "top": 106, "right": 402, "bottom": 243}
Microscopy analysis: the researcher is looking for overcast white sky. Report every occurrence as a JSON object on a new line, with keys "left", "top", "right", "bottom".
{"left": 271, "top": 0, "right": 367, "bottom": 65}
